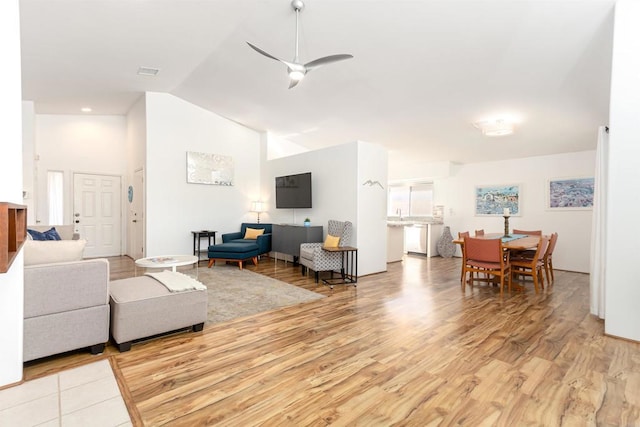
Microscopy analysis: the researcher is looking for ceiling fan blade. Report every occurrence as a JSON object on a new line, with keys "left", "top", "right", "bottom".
{"left": 247, "top": 42, "right": 299, "bottom": 69}
{"left": 246, "top": 42, "right": 285, "bottom": 63}
{"left": 304, "top": 54, "right": 353, "bottom": 70}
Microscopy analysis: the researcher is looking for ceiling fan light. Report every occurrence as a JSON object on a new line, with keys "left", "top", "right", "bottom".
{"left": 289, "top": 70, "right": 305, "bottom": 81}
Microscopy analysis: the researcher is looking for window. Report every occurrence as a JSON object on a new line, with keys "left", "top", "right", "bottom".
{"left": 388, "top": 183, "right": 433, "bottom": 217}
{"left": 48, "top": 170, "right": 64, "bottom": 224}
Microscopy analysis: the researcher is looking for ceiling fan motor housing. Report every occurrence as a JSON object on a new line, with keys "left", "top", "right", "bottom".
{"left": 291, "top": 0, "right": 305, "bottom": 12}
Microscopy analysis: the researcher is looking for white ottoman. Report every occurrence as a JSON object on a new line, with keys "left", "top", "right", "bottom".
{"left": 109, "top": 275, "right": 208, "bottom": 352}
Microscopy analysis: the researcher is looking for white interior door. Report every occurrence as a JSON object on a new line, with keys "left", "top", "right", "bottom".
{"left": 73, "top": 173, "right": 122, "bottom": 258}
{"left": 130, "top": 169, "right": 144, "bottom": 260}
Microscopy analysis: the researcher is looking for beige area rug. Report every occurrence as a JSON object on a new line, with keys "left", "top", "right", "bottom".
{"left": 196, "top": 265, "right": 325, "bottom": 325}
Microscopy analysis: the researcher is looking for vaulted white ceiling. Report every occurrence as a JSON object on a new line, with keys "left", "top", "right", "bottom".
{"left": 20, "top": 0, "right": 615, "bottom": 170}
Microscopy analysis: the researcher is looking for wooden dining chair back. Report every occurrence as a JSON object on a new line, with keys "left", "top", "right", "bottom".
{"left": 543, "top": 232, "right": 558, "bottom": 284}
{"left": 462, "top": 236, "right": 511, "bottom": 295}
{"left": 511, "top": 236, "right": 549, "bottom": 293}
{"left": 474, "top": 229, "right": 485, "bottom": 236}
{"left": 513, "top": 229, "right": 542, "bottom": 236}
{"left": 458, "top": 231, "right": 470, "bottom": 283}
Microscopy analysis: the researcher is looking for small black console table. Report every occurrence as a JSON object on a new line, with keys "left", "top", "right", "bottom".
{"left": 272, "top": 224, "right": 323, "bottom": 264}
{"left": 191, "top": 230, "right": 217, "bottom": 261}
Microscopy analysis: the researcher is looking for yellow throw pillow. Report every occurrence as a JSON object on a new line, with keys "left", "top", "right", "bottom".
{"left": 244, "top": 228, "right": 265, "bottom": 239}
{"left": 324, "top": 234, "right": 340, "bottom": 248}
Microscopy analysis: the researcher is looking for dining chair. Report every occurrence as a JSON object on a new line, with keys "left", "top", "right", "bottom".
{"left": 512, "top": 229, "right": 542, "bottom": 236}
{"left": 458, "top": 231, "right": 470, "bottom": 283}
{"left": 462, "top": 236, "right": 511, "bottom": 295}
{"left": 543, "top": 232, "right": 558, "bottom": 284}
{"left": 510, "top": 236, "right": 549, "bottom": 293}
{"left": 474, "top": 229, "right": 485, "bottom": 236}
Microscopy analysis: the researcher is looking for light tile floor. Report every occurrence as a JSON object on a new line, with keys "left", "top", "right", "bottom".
{"left": 0, "top": 359, "right": 131, "bottom": 427}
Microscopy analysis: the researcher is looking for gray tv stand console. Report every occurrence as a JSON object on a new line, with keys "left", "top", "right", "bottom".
{"left": 272, "top": 224, "right": 323, "bottom": 264}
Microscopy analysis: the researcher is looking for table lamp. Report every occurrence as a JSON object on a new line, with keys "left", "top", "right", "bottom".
{"left": 251, "top": 201, "right": 265, "bottom": 223}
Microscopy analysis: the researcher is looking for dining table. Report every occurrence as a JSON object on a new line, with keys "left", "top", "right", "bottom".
{"left": 453, "top": 233, "right": 543, "bottom": 290}
{"left": 453, "top": 232, "right": 540, "bottom": 250}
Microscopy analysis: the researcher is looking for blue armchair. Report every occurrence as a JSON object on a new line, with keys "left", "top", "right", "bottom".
{"left": 222, "top": 223, "right": 272, "bottom": 256}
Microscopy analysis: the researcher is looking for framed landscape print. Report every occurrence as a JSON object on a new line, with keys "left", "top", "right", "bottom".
{"left": 475, "top": 184, "right": 521, "bottom": 216}
{"left": 186, "top": 151, "right": 234, "bottom": 186}
{"left": 547, "top": 176, "right": 594, "bottom": 210}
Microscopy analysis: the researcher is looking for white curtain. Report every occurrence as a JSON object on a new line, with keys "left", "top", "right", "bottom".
{"left": 590, "top": 126, "right": 608, "bottom": 319}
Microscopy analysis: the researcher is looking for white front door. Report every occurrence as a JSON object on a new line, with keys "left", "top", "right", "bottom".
{"left": 73, "top": 173, "right": 122, "bottom": 258}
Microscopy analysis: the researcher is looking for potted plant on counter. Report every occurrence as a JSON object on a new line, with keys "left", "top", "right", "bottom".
{"left": 304, "top": 218, "right": 311, "bottom": 227}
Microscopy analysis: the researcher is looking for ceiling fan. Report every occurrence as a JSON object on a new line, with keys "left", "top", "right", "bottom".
{"left": 247, "top": 0, "right": 353, "bottom": 89}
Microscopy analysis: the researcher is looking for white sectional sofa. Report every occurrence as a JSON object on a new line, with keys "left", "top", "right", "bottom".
{"left": 23, "top": 225, "right": 110, "bottom": 362}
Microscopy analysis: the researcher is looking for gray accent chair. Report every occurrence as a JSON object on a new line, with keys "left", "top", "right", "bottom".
{"left": 23, "top": 259, "right": 110, "bottom": 362}
{"left": 299, "top": 220, "right": 353, "bottom": 282}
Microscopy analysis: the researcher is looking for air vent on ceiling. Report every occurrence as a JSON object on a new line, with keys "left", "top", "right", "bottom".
{"left": 137, "top": 67, "right": 160, "bottom": 76}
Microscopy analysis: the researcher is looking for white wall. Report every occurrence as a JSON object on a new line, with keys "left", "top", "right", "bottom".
{"left": 22, "top": 102, "right": 36, "bottom": 224}
{"left": 144, "top": 92, "right": 262, "bottom": 256}
{"left": 356, "top": 141, "right": 388, "bottom": 276}
{"left": 33, "top": 115, "right": 128, "bottom": 228}
{"left": 265, "top": 141, "right": 388, "bottom": 276}
{"left": 432, "top": 151, "right": 595, "bottom": 273}
{"left": 266, "top": 132, "right": 309, "bottom": 160}
{"left": 0, "top": 0, "right": 24, "bottom": 387}
{"left": 604, "top": 0, "right": 640, "bottom": 341}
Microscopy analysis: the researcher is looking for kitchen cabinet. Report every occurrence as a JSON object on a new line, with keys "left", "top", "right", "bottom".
{"left": 386, "top": 225, "right": 404, "bottom": 262}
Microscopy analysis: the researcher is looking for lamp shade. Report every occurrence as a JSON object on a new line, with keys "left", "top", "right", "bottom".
{"left": 251, "top": 201, "right": 264, "bottom": 213}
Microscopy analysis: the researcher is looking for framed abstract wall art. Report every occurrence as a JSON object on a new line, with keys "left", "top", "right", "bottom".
{"left": 186, "top": 151, "right": 234, "bottom": 186}
{"left": 475, "top": 184, "right": 521, "bottom": 216}
{"left": 547, "top": 176, "right": 594, "bottom": 210}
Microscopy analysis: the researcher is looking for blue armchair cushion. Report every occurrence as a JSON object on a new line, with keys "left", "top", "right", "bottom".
{"left": 221, "top": 223, "right": 272, "bottom": 255}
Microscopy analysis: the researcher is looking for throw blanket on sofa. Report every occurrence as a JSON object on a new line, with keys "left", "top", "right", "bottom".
{"left": 145, "top": 271, "right": 207, "bottom": 292}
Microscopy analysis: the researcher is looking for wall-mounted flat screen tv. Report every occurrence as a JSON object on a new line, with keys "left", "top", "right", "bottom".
{"left": 275, "top": 172, "right": 312, "bottom": 209}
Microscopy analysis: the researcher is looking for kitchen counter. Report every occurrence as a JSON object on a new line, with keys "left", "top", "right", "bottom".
{"left": 386, "top": 219, "right": 444, "bottom": 226}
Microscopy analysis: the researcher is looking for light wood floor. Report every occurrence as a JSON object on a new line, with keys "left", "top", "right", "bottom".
{"left": 24, "top": 255, "right": 640, "bottom": 426}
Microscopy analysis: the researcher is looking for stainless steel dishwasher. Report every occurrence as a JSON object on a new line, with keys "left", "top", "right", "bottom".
{"left": 404, "top": 224, "right": 428, "bottom": 255}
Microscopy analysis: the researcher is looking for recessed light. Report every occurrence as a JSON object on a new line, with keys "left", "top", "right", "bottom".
{"left": 137, "top": 66, "right": 160, "bottom": 76}
{"left": 81, "top": 107, "right": 92, "bottom": 113}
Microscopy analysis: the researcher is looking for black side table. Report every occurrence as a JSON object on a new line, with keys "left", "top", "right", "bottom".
{"left": 321, "top": 246, "right": 358, "bottom": 289}
{"left": 192, "top": 230, "right": 217, "bottom": 261}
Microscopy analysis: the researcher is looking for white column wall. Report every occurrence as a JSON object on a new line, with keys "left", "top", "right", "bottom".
{"left": 0, "top": 0, "right": 24, "bottom": 387}
{"left": 604, "top": 0, "right": 640, "bottom": 341}
{"left": 125, "top": 96, "right": 147, "bottom": 257}
{"left": 22, "top": 102, "right": 36, "bottom": 224}
{"left": 144, "top": 92, "right": 262, "bottom": 256}
{"left": 356, "top": 141, "right": 388, "bottom": 276}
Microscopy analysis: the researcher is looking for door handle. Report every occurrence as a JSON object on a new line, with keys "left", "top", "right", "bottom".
{"left": 75, "top": 220, "right": 80, "bottom": 223}
{"left": 132, "top": 220, "right": 137, "bottom": 223}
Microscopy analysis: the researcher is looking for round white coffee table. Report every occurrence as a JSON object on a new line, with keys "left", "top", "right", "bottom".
{"left": 134, "top": 255, "right": 199, "bottom": 277}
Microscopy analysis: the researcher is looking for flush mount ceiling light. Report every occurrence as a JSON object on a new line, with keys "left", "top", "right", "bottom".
{"left": 137, "top": 66, "right": 160, "bottom": 76}
{"left": 473, "top": 119, "right": 514, "bottom": 137}
{"left": 81, "top": 107, "right": 92, "bottom": 113}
